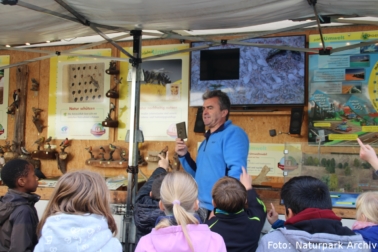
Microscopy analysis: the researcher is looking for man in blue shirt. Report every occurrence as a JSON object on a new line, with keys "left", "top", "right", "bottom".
{"left": 175, "top": 90, "right": 249, "bottom": 221}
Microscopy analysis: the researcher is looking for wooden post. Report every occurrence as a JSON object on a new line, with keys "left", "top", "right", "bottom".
{"left": 14, "top": 65, "right": 28, "bottom": 146}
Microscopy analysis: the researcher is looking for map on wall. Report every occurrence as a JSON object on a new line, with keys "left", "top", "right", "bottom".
{"left": 308, "top": 30, "right": 378, "bottom": 146}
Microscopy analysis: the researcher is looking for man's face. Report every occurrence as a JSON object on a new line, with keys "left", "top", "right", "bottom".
{"left": 202, "top": 97, "right": 228, "bottom": 131}
{"left": 22, "top": 164, "right": 39, "bottom": 192}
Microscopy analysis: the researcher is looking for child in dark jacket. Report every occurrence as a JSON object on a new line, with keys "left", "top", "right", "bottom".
{"left": 205, "top": 167, "right": 267, "bottom": 252}
{"left": 133, "top": 152, "right": 169, "bottom": 245}
{"left": 0, "top": 159, "right": 40, "bottom": 252}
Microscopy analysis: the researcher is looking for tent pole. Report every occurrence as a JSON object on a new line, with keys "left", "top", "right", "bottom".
{"left": 124, "top": 30, "right": 142, "bottom": 252}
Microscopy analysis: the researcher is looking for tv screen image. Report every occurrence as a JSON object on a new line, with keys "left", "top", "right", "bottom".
{"left": 200, "top": 48, "right": 240, "bottom": 81}
{"left": 190, "top": 35, "right": 306, "bottom": 107}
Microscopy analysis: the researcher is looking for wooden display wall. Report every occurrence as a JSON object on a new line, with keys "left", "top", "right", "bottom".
{"left": 0, "top": 26, "right": 377, "bottom": 217}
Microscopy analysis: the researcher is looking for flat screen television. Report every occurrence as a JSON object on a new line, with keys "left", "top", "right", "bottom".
{"left": 200, "top": 48, "right": 240, "bottom": 81}
{"left": 190, "top": 35, "right": 306, "bottom": 107}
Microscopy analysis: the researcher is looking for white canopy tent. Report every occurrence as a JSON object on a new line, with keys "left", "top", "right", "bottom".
{"left": 1, "top": 1, "right": 378, "bottom": 251}
{"left": 0, "top": 0, "right": 377, "bottom": 47}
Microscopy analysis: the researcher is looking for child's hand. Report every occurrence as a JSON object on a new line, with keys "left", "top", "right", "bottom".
{"left": 158, "top": 151, "right": 169, "bottom": 170}
{"left": 240, "top": 167, "right": 252, "bottom": 190}
{"left": 208, "top": 210, "right": 215, "bottom": 220}
{"left": 357, "top": 138, "right": 377, "bottom": 164}
{"left": 267, "top": 203, "right": 279, "bottom": 225}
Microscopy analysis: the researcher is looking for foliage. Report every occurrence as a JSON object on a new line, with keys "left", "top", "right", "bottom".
{"left": 344, "top": 183, "right": 352, "bottom": 192}
{"left": 305, "top": 156, "right": 314, "bottom": 165}
{"left": 344, "top": 166, "right": 352, "bottom": 176}
{"left": 362, "top": 162, "right": 372, "bottom": 169}
{"left": 343, "top": 162, "right": 349, "bottom": 169}
{"left": 337, "top": 163, "right": 343, "bottom": 169}
{"left": 321, "top": 175, "right": 330, "bottom": 187}
{"left": 353, "top": 158, "right": 361, "bottom": 168}
{"left": 321, "top": 158, "right": 327, "bottom": 167}
{"left": 325, "top": 164, "right": 335, "bottom": 173}
{"left": 331, "top": 158, "right": 336, "bottom": 169}
{"left": 329, "top": 174, "right": 339, "bottom": 191}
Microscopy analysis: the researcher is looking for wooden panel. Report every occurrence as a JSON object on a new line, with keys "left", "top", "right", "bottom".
{"left": 66, "top": 63, "right": 105, "bottom": 103}
{"left": 0, "top": 27, "right": 377, "bottom": 208}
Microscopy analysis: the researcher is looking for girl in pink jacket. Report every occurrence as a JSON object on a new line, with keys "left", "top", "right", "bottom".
{"left": 135, "top": 171, "right": 226, "bottom": 252}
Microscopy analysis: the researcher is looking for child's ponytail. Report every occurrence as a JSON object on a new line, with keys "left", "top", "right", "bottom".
{"left": 156, "top": 172, "right": 199, "bottom": 252}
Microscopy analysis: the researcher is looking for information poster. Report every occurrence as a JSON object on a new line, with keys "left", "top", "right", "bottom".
{"left": 247, "top": 143, "right": 302, "bottom": 177}
{"left": 118, "top": 44, "right": 189, "bottom": 141}
{"left": 0, "top": 56, "right": 9, "bottom": 139}
{"left": 48, "top": 49, "right": 111, "bottom": 140}
{"left": 308, "top": 30, "right": 378, "bottom": 146}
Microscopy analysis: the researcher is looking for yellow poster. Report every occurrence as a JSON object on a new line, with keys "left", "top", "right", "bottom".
{"left": 48, "top": 49, "right": 111, "bottom": 140}
{"left": 118, "top": 44, "right": 190, "bottom": 141}
{"left": 0, "top": 56, "right": 10, "bottom": 139}
{"left": 247, "top": 143, "right": 302, "bottom": 177}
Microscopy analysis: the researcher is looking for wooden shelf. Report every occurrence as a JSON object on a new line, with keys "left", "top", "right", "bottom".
{"left": 31, "top": 150, "right": 58, "bottom": 159}
{"left": 86, "top": 159, "right": 128, "bottom": 168}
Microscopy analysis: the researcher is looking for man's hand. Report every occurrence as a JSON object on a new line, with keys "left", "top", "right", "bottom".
{"left": 240, "top": 166, "right": 252, "bottom": 190}
{"left": 158, "top": 151, "right": 169, "bottom": 170}
{"left": 267, "top": 203, "right": 279, "bottom": 225}
{"left": 175, "top": 138, "right": 188, "bottom": 156}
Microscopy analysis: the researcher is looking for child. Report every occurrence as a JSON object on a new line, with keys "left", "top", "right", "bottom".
{"left": 206, "top": 167, "right": 266, "bottom": 252}
{"left": 34, "top": 170, "right": 122, "bottom": 252}
{"left": 357, "top": 138, "right": 378, "bottom": 172}
{"left": 0, "top": 159, "right": 40, "bottom": 252}
{"left": 134, "top": 152, "right": 169, "bottom": 245}
{"left": 352, "top": 191, "right": 378, "bottom": 251}
{"left": 135, "top": 171, "right": 226, "bottom": 252}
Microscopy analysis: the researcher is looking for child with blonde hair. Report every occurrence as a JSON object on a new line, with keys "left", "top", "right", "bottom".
{"left": 34, "top": 170, "right": 122, "bottom": 252}
{"left": 135, "top": 171, "right": 226, "bottom": 252}
{"left": 352, "top": 191, "right": 378, "bottom": 251}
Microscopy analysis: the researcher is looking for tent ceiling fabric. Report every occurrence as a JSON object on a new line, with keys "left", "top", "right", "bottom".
{"left": 0, "top": 0, "right": 378, "bottom": 46}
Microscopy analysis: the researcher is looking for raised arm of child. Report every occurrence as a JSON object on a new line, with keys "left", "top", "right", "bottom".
{"left": 240, "top": 167, "right": 267, "bottom": 224}
{"left": 357, "top": 138, "right": 378, "bottom": 172}
{"left": 267, "top": 203, "right": 284, "bottom": 229}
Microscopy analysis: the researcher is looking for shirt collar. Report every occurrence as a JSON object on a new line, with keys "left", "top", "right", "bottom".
{"left": 204, "top": 120, "right": 230, "bottom": 139}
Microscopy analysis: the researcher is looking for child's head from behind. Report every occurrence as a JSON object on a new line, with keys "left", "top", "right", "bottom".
{"left": 156, "top": 172, "right": 199, "bottom": 251}
{"left": 356, "top": 191, "right": 378, "bottom": 224}
{"left": 38, "top": 170, "right": 117, "bottom": 235}
{"left": 150, "top": 173, "right": 166, "bottom": 200}
{"left": 281, "top": 176, "right": 332, "bottom": 215}
{"left": 1, "top": 159, "right": 38, "bottom": 192}
{"left": 212, "top": 176, "right": 247, "bottom": 213}
{"left": 159, "top": 171, "right": 198, "bottom": 216}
